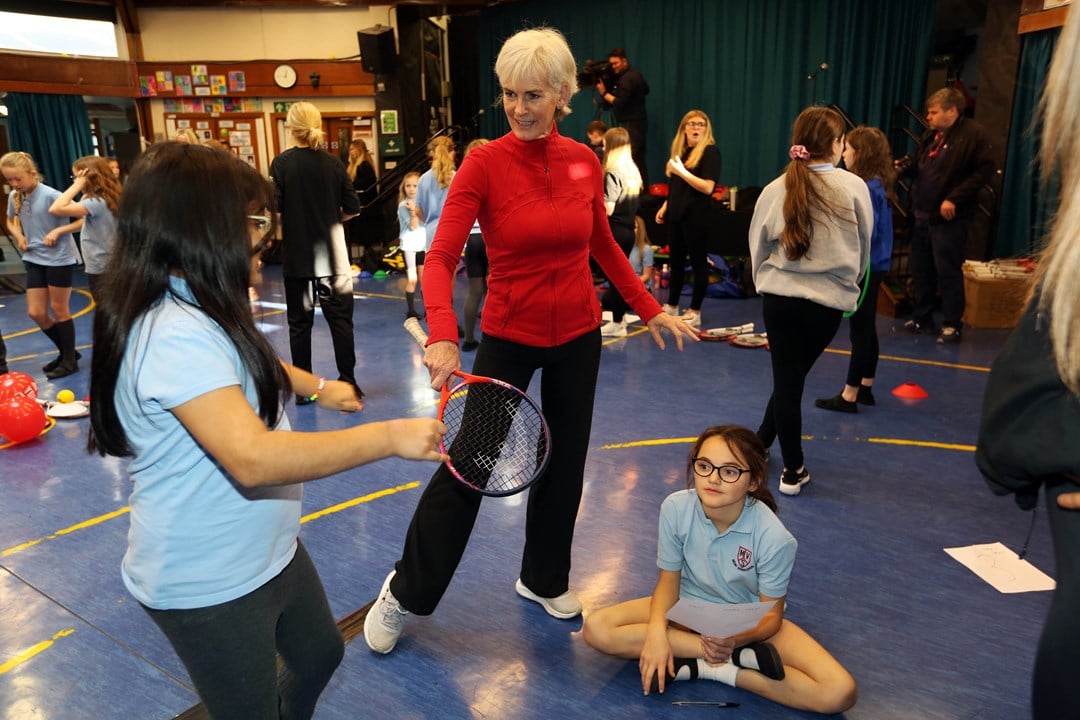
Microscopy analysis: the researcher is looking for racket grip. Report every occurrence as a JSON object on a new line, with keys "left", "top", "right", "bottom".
{"left": 403, "top": 317, "right": 430, "bottom": 347}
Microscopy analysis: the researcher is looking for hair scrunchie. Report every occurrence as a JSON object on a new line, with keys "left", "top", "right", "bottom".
{"left": 788, "top": 145, "right": 811, "bottom": 161}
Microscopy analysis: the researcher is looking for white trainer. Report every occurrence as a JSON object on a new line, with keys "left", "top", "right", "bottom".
{"left": 624, "top": 313, "right": 640, "bottom": 323}
{"left": 680, "top": 311, "right": 701, "bottom": 328}
{"left": 600, "top": 320, "right": 627, "bottom": 337}
{"left": 515, "top": 578, "right": 582, "bottom": 619}
{"left": 364, "top": 570, "right": 408, "bottom": 654}
{"left": 662, "top": 304, "right": 680, "bottom": 316}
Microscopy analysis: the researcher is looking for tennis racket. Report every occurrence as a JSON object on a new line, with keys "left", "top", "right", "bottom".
{"left": 404, "top": 317, "right": 551, "bottom": 497}
{"left": 729, "top": 332, "right": 770, "bottom": 349}
{"left": 698, "top": 322, "right": 754, "bottom": 342}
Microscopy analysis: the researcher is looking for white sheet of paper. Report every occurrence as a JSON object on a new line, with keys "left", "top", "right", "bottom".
{"left": 665, "top": 598, "right": 778, "bottom": 638}
{"left": 944, "top": 542, "right": 1056, "bottom": 594}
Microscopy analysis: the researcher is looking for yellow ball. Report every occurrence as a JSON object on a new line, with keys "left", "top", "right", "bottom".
{"left": 57, "top": 389, "right": 75, "bottom": 404}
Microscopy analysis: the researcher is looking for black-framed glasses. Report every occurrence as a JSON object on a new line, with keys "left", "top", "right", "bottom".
{"left": 685, "top": 120, "right": 707, "bottom": 128}
{"left": 692, "top": 458, "right": 749, "bottom": 483}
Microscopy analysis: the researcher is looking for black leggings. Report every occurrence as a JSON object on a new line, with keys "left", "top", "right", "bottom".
{"left": 664, "top": 213, "right": 710, "bottom": 311}
{"left": 844, "top": 271, "right": 885, "bottom": 387}
{"left": 284, "top": 275, "right": 356, "bottom": 386}
{"left": 600, "top": 223, "right": 636, "bottom": 322}
{"left": 392, "top": 328, "right": 602, "bottom": 614}
{"left": 757, "top": 294, "right": 842, "bottom": 471}
{"left": 144, "top": 542, "right": 344, "bottom": 720}
{"left": 1033, "top": 480, "right": 1080, "bottom": 719}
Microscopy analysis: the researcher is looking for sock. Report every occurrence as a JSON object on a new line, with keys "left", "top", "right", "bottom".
{"left": 41, "top": 322, "right": 63, "bottom": 351}
{"left": 405, "top": 291, "right": 416, "bottom": 314}
{"left": 733, "top": 646, "right": 760, "bottom": 671}
{"left": 695, "top": 658, "right": 739, "bottom": 687}
{"left": 54, "top": 319, "right": 77, "bottom": 363}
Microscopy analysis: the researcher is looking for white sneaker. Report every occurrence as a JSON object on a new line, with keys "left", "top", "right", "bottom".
{"left": 600, "top": 320, "right": 627, "bottom": 337}
{"left": 624, "top": 313, "right": 640, "bottom": 323}
{"left": 680, "top": 311, "right": 701, "bottom": 328}
{"left": 601, "top": 310, "right": 613, "bottom": 322}
{"left": 515, "top": 578, "right": 582, "bottom": 619}
{"left": 662, "top": 304, "right": 680, "bottom": 316}
{"left": 364, "top": 571, "right": 408, "bottom": 654}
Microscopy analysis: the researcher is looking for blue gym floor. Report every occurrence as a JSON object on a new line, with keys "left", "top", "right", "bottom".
{"left": 0, "top": 262, "right": 1052, "bottom": 719}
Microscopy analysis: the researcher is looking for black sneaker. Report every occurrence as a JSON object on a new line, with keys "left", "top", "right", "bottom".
{"left": 732, "top": 641, "right": 785, "bottom": 681}
{"left": 814, "top": 394, "right": 857, "bottom": 413}
{"left": 857, "top": 385, "right": 876, "bottom": 406}
{"left": 779, "top": 467, "right": 810, "bottom": 496}
{"left": 902, "top": 318, "right": 937, "bottom": 335}
{"left": 937, "top": 326, "right": 962, "bottom": 344}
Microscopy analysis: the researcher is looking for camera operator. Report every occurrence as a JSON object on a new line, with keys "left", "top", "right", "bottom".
{"left": 595, "top": 48, "right": 650, "bottom": 185}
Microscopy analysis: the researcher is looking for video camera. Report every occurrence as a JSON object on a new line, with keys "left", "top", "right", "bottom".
{"left": 577, "top": 59, "right": 613, "bottom": 89}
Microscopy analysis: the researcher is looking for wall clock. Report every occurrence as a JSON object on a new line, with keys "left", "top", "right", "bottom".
{"left": 273, "top": 64, "right": 297, "bottom": 89}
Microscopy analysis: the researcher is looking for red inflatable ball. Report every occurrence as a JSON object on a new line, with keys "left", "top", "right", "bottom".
{"left": 0, "top": 396, "right": 47, "bottom": 444}
{"left": 0, "top": 372, "right": 38, "bottom": 402}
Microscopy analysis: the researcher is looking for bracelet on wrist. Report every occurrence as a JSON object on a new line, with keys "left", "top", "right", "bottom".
{"left": 308, "top": 377, "right": 326, "bottom": 402}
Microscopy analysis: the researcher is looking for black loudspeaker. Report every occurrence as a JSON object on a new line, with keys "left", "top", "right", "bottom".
{"left": 358, "top": 25, "right": 396, "bottom": 74}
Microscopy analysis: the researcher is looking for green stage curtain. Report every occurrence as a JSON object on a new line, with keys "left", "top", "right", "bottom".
{"left": 6, "top": 93, "right": 95, "bottom": 194}
{"left": 476, "top": 0, "right": 935, "bottom": 187}
{"left": 995, "top": 28, "right": 1059, "bottom": 259}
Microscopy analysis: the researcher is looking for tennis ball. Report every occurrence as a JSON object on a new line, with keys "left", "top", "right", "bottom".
{"left": 57, "top": 389, "right": 75, "bottom": 404}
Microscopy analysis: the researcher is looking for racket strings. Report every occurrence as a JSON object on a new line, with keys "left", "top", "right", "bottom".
{"left": 441, "top": 381, "right": 547, "bottom": 495}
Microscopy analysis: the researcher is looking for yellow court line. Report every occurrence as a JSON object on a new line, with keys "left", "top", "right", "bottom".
{"left": 2, "top": 507, "right": 131, "bottom": 558}
{"left": 300, "top": 481, "right": 420, "bottom": 523}
{"left": 353, "top": 290, "right": 405, "bottom": 301}
{"left": 1, "top": 482, "right": 422, "bottom": 558}
{"left": 824, "top": 347, "right": 990, "bottom": 373}
{"left": 1, "top": 289, "right": 95, "bottom": 340}
{"left": 601, "top": 435, "right": 975, "bottom": 452}
{"left": 0, "top": 628, "right": 75, "bottom": 675}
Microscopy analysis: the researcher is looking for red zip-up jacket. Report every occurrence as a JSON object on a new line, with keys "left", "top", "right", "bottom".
{"left": 422, "top": 125, "right": 662, "bottom": 347}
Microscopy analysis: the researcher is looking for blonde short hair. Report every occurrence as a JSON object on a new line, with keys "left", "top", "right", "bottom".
{"left": 285, "top": 101, "right": 325, "bottom": 149}
{"left": 494, "top": 27, "right": 577, "bottom": 122}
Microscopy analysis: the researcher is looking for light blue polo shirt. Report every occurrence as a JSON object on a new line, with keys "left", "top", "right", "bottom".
{"left": 657, "top": 489, "right": 797, "bottom": 604}
{"left": 416, "top": 169, "right": 451, "bottom": 252}
{"left": 78, "top": 197, "right": 118, "bottom": 275}
{"left": 117, "top": 276, "right": 300, "bottom": 610}
{"left": 6, "top": 184, "right": 80, "bottom": 266}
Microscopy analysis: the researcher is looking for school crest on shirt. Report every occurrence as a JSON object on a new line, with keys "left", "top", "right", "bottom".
{"left": 733, "top": 545, "right": 754, "bottom": 571}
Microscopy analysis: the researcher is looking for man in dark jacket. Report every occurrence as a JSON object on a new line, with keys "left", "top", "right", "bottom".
{"left": 900, "top": 87, "right": 995, "bottom": 344}
{"left": 596, "top": 48, "right": 649, "bottom": 185}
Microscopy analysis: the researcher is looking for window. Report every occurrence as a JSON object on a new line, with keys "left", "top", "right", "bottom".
{"left": 0, "top": 11, "right": 119, "bottom": 58}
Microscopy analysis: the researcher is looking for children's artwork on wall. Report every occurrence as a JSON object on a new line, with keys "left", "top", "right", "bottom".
{"left": 156, "top": 71, "right": 174, "bottom": 92}
{"left": 210, "top": 75, "right": 227, "bottom": 96}
{"left": 175, "top": 75, "right": 193, "bottom": 96}
{"left": 138, "top": 75, "right": 157, "bottom": 97}
{"left": 227, "top": 71, "right": 246, "bottom": 92}
{"left": 191, "top": 65, "right": 208, "bottom": 85}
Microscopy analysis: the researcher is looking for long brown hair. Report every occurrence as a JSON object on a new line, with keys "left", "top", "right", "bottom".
{"left": 781, "top": 106, "right": 853, "bottom": 261}
{"left": 685, "top": 425, "right": 777, "bottom": 513}
{"left": 73, "top": 155, "right": 123, "bottom": 215}
{"left": 844, "top": 126, "right": 897, "bottom": 205}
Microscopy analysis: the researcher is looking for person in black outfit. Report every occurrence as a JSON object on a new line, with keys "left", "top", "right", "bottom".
{"left": 898, "top": 87, "right": 994, "bottom": 344}
{"left": 346, "top": 139, "right": 380, "bottom": 272}
{"left": 0, "top": 329, "right": 7, "bottom": 374}
{"left": 596, "top": 48, "right": 649, "bottom": 185}
{"left": 269, "top": 102, "right": 363, "bottom": 404}
{"left": 976, "top": 11, "right": 1080, "bottom": 717}
{"left": 654, "top": 110, "right": 722, "bottom": 328}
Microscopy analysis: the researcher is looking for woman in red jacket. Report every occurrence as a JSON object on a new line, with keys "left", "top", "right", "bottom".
{"left": 365, "top": 26, "right": 697, "bottom": 654}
